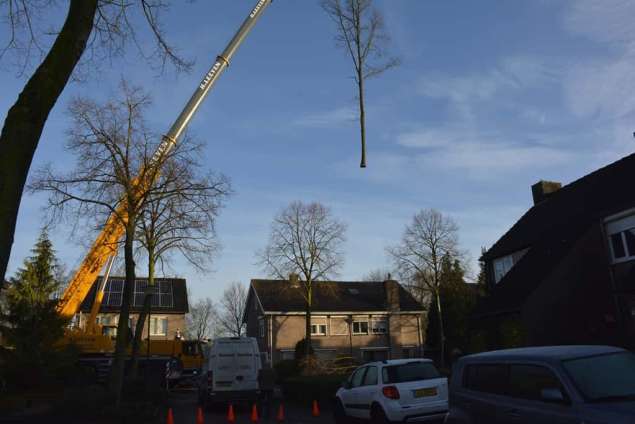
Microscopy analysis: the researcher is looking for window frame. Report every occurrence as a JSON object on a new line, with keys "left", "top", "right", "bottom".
{"left": 150, "top": 316, "right": 168, "bottom": 336}
{"left": 606, "top": 213, "right": 635, "bottom": 264}
{"left": 310, "top": 316, "right": 328, "bottom": 336}
{"left": 352, "top": 320, "right": 369, "bottom": 335}
{"left": 370, "top": 318, "right": 388, "bottom": 334}
{"left": 258, "top": 317, "right": 265, "bottom": 338}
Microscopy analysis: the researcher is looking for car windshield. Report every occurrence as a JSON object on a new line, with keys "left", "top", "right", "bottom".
{"left": 382, "top": 361, "right": 441, "bottom": 384}
{"left": 562, "top": 352, "right": 635, "bottom": 402}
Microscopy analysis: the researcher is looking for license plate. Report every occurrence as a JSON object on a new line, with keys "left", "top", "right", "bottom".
{"left": 414, "top": 387, "right": 437, "bottom": 398}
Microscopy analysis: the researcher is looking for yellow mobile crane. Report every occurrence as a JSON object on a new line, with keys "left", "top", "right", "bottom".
{"left": 56, "top": 0, "right": 273, "bottom": 375}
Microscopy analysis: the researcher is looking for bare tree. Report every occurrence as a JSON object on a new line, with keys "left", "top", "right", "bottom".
{"left": 321, "top": 0, "right": 399, "bottom": 168}
{"left": 387, "top": 209, "right": 460, "bottom": 368}
{"left": 216, "top": 282, "right": 247, "bottom": 337}
{"left": 258, "top": 201, "right": 346, "bottom": 354}
{"left": 28, "top": 83, "right": 183, "bottom": 402}
{"left": 186, "top": 297, "right": 217, "bottom": 342}
{"left": 0, "top": 0, "right": 192, "bottom": 288}
{"left": 129, "top": 139, "right": 231, "bottom": 376}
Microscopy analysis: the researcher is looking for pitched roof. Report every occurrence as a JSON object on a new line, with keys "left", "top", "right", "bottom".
{"left": 249, "top": 279, "right": 423, "bottom": 313}
{"left": 476, "top": 152, "right": 635, "bottom": 315}
{"left": 79, "top": 276, "right": 188, "bottom": 314}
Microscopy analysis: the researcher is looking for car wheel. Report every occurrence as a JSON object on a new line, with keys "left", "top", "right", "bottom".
{"left": 333, "top": 399, "right": 348, "bottom": 424}
{"left": 370, "top": 403, "right": 391, "bottom": 424}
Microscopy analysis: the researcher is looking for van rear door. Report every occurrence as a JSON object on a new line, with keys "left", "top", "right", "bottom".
{"left": 213, "top": 339, "right": 260, "bottom": 392}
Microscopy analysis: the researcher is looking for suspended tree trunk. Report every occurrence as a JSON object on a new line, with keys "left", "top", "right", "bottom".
{"left": 0, "top": 0, "right": 98, "bottom": 287}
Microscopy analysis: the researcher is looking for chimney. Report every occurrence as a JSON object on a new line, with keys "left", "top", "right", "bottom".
{"left": 384, "top": 279, "right": 400, "bottom": 312}
{"left": 531, "top": 180, "right": 561, "bottom": 205}
{"left": 288, "top": 273, "right": 300, "bottom": 287}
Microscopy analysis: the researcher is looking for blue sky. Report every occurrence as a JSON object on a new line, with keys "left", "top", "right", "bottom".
{"left": 2, "top": 0, "right": 634, "bottom": 302}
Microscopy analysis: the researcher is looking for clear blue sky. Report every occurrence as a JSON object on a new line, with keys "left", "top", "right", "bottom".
{"left": 2, "top": 0, "right": 634, "bottom": 302}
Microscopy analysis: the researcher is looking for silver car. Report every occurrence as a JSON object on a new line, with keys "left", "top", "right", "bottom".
{"left": 445, "top": 345, "right": 635, "bottom": 424}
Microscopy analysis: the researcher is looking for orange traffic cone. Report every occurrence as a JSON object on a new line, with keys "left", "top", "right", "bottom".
{"left": 276, "top": 403, "right": 285, "bottom": 422}
{"left": 250, "top": 403, "right": 259, "bottom": 422}
{"left": 166, "top": 407, "right": 174, "bottom": 424}
{"left": 311, "top": 400, "right": 320, "bottom": 417}
{"left": 196, "top": 406, "right": 205, "bottom": 424}
{"left": 227, "top": 404, "right": 236, "bottom": 423}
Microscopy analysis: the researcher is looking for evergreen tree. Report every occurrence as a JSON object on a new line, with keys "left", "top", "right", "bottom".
{"left": 0, "top": 229, "right": 73, "bottom": 389}
{"left": 425, "top": 256, "right": 479, "bottom": 366}
{"left": 476, "top": 246, "right": 488, "bottom": 295}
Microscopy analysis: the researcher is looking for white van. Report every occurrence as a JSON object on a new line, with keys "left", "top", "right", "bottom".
{"left": 198, "top": 337, "right": 263, "bottom": 406}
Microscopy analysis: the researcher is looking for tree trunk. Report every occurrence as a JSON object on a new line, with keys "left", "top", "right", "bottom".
{"left": 357, "top": 75, "right": 366, "bottom": 168}
{"left": 109, "top": 221, "right": 136, "bottom": 405}
{"left": 130, "top": 250, "right": 155, "bottom": 378}
{"left": 0, "top": 0, "right": 98, "bottom": 287}
{"left": 305, "top": 284, "right": 312, "bottom": 356}
{"left": 435, "top": 290, "right": 445, "bottom": 369}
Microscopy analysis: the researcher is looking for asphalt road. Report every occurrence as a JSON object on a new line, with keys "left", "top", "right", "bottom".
{"left": 166, "top": 389, "right": 336, "bottom": 424}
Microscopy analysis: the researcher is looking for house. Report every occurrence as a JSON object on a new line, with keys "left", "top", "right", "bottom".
{"left": 474, "top": 153, "right": 635, "bottom": 350}
{"left": 78, "top": 276, "right": 188, "bottom": 340}
{"left": 243, "top": 278, "right": 426, "bottom": 364}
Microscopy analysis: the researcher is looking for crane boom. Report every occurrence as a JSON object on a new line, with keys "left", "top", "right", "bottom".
{"left": 56, "top": 0, "right": 273, "bottom": 319}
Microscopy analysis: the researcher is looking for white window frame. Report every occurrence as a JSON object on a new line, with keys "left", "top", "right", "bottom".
{"left": 150, "top": 316, "right": 168, "bottom": 336}
{"left": 330, "top": 316, "right": 349, "bottom": 336}
{"left": 371, "top": 318, "right": 387, "bottom": 334}
{"left": 606, "top": 214, "right": 635, "bottom": 264}
{"left": 310, "top": 316, "right": 328, "bottom": 336}
{"left": 352, "top": 319, "right": 369, "bottom": 335}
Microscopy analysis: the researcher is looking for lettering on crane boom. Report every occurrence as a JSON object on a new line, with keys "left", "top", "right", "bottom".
{"left": 151, "top": 136, "right": 175, "bottom": 164}
{"left": 250, "top": 0, "right": 266, "bottom": 18}
{"left": 199, "top": 61, "right": 222, "bottom": 91}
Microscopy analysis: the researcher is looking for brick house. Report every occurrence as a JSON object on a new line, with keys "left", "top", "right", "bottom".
{"left": 474, "top": 153, "right": 635, "bottom": 350}
{"left": 78, "top": 276, "right": 188, "bottom": 340}
{"left": 243, "top": 278, "right": 426, "bottom": 364}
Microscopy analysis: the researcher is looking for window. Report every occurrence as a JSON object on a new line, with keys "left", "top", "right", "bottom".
{"left": 508, "top": 365, "right": 564, "bottom": 402}
{"left": 350, "top": 367, "right": 367, "bottom": 388}
{"left": 353, "top": 320, "right": 369, "bottom": 335}
{"left": 310, "top": 317, "right": 327, "bottom": 336}
{"left": 363, "top": 366, "right": 378, "bottom": 385}
{"left": 330, "top": 316, "right": 349, "bottom": 335}
{"left": 493, "top": 255, "right": 514, "bottom": 284}
{"left": 382, "top": 361, "right": 440, "bottom": 384}
{"left": 258, "top": 318, "right": 265, "bottom": 338}
{"left": 606, "top": 214, "right": 635, "bottom": 263}
{"left": 103, "top": 279, "right": 123, "bottom": 306}
{"left": 493, "top": 249, "right": 528, "bottom": 284}
{"left": 464, "top": 364, "right": 507, "bottom": 395}
{"left": 150, "top": 316, "right": 168, "bottom": 336}
{"left": 371, "top": 319, "right": 387, "bottom": 334}
{"left": 562, "top": 352, "right": 635, "bottom": 401}
{"left": 311, "top": 324, "right": 327, "bottom": 336}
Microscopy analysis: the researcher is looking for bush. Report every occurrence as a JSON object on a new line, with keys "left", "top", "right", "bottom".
{"left": 294, "top": 338, "right": 314, "bottom": 361}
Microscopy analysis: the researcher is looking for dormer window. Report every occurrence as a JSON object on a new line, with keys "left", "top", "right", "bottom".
{"left": 492, "top": 249, "right": 529, "bottom": 284}
{"left": 606, "top": 212, "right": 635, "bottom": 263}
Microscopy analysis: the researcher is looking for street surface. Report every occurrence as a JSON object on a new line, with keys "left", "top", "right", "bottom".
{"left": 167, "top": 389, "right": 336, "bottom": 424}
